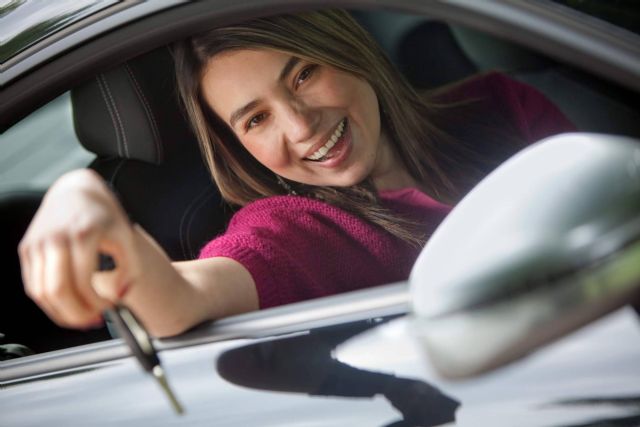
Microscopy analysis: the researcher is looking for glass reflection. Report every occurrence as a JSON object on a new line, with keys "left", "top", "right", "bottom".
{"left": 0, "top": 0, "right": 118, "bottom": 62}
{"left": 216, "top": 317, "right": 459, "bottom": 426}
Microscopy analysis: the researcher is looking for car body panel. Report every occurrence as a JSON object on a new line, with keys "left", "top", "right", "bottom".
{"left": 0, "top": 283, "right": 410, "bottom": 382}
{"left": 1, "top": 300, "right": 639, "bottom": 426}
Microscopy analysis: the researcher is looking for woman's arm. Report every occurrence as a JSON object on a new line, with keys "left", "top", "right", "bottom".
{"left": 19, "top": 169, "right": 258, "bottom": 338}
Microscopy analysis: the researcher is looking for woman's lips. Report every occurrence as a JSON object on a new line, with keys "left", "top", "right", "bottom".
{"left": 312, "top": 119, "right": 352, "bottom": 168}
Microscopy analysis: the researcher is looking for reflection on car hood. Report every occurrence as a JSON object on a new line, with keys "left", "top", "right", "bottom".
{"left": 1, "top": 308, "right": 639, "bottom": 426}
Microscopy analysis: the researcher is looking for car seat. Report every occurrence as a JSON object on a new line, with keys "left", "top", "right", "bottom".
{"left": 1, "top": 47, "right": 229, "bottom": 354}
{"left": 395, "top": 21, "right": 478, "bottom": 89}
{"left": 353, "top": 11, "right": 478, "bottom": 89}
{"left": 71, "top": 46, "right": 228, "bottom": 261}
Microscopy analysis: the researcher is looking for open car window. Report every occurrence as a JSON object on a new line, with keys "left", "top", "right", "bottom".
{"left": 1, "top": 4, "right": 639, "bottom": 426}
{"left": 1, "top": 4, "right": 639, "bottom": 361}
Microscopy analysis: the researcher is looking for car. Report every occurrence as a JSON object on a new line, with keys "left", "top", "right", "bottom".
{"left": 1, "top": 0, "right": 640, "bottom": 425}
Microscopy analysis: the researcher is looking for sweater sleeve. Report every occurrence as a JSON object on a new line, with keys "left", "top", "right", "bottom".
{"left": 198, "top": 196, "right": 422, "bottom": 309}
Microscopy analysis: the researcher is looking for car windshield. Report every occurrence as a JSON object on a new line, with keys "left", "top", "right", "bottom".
{"left": 0, "top": 0, "right": 118, "bottom": 63}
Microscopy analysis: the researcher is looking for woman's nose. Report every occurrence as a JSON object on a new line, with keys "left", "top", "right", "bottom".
{"left": 280, "top": 101, "right": 319, "bottom": 144}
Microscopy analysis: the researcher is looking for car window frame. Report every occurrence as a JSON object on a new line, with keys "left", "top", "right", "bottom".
{"left": 2, "top": 0, "right": 639, "bottom": 131}
{"left": 0, "top": 282, "right": 409, "bottom": 382}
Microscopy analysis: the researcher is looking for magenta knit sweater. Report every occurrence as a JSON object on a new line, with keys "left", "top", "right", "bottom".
{"left": 199, "top": 72, "right": 576, "bottom": 308}
{"left": 199, "top": 188, "right": 451, "bottom": 308}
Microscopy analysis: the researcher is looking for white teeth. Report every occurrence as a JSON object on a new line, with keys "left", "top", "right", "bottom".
{"left": 307, "top": 119, "right": 346, "bottom": 161}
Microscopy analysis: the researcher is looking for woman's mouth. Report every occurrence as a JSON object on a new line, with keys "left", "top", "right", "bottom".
{"left": 305, "top": 118, "right": 348, "bottom": 162}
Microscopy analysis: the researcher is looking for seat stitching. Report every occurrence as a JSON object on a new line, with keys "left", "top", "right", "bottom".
{"left": 124, "top": 64, "right": 163, "bottom": 163}
{"left": 96, "top": 75, "right": 123, "bottom": 157}
{"left": 99, "top": 74, "right": 130, "bottom": 158}
{"left": 109, "top": 158, "right": 127, "bottom": 187}
{"left": 178, "top": 185, "right": 211, "bottom": 259}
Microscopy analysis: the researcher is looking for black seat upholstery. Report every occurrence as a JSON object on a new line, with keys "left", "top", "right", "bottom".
{"left": 2, "top": 47, "right": 228, "bottom": 354}
{"left": 396, "top": 21, "right": 477, "bottom": 89}
{"left": 71, "top": 47, "right": 228, "bottom": 261}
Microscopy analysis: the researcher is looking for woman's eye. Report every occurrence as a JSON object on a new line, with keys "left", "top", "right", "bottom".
{"left": 295, "top": 65, "right": 317, "bottom": 88}
{"left": 246, "top": 113, "right": 266, "bottom": 130}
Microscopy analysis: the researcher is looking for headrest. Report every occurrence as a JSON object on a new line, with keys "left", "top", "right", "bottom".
{"left": 71, "top": 47, "right": 195, "bottom": 164}
{"left": 397, "top": 21, "right": 477, "bottom": 89}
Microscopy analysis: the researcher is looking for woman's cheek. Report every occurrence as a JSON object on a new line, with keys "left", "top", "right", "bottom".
{"left": 244, "top": 138, "right": 290, "bottom": 171}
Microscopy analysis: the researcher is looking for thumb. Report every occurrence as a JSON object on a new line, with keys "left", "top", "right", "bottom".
{"left": 91, "top": 222, "right": 140, "bottom": 303}
{"left": 92, "top": 268, "right": 126, "bottom": 302}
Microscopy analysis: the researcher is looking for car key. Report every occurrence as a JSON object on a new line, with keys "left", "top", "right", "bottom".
{"left": 99, "top": 254, "right": 185, "bottom": 415}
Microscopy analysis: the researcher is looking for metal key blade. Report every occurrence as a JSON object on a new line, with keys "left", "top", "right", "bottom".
{"left": 106, "top": 305, "right": 185, "bottom": 415}
{"left": 152, "top": 365, "right": 184, "bottom": 414}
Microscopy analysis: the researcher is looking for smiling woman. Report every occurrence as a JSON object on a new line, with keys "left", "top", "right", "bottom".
{"left": 200, "top": 49, "right": 389, "bottom": 190}
{"left": 18, "top": 9, "right": 574, "bottom": 338}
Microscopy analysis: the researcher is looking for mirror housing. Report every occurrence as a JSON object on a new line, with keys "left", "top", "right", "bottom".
{"left": 410, "top": 133, "right": 640, "bottom": 379}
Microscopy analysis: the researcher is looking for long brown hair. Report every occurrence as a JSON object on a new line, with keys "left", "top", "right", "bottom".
{"left": 173, "top": 9, "right": 519, "bottom": 245}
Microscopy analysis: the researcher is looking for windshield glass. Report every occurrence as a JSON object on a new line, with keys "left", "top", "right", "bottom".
{"left": 0, "top": 0, "right": 118, "bottom": 63}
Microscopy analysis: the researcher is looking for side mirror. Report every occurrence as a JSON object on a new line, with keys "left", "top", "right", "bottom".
{"left": 410, "top": 133, "right": 640, "bottom": 379}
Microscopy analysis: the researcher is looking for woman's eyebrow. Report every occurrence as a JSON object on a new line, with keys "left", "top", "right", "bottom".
{"left": 229, "top": 100, "right": 260, "bottom": 129}
{"left": 228, "top": 56, "right": 301, "bottom": 128}
{"left": 278, "top": 56, "right": 300, "bottom": 82}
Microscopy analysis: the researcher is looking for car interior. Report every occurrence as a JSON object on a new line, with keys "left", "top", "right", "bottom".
{"left": 2, "top": 7, "right": 639, "bottom": 356}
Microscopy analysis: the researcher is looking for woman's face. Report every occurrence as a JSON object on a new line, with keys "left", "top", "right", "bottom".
{"left": 200, "top": 48, "right": 396, "bottom": 188}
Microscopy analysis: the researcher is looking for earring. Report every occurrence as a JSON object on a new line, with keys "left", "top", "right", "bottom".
{"left": 276, "top": 174, "right": 297, "bottom": 195}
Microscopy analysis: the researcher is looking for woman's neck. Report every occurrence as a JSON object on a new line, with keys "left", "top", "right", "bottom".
{"left": 371, "top": 132, "right": 420, "bottom": 191}
{"left": 374, "top": 168, "right": 419, "bottom": 191}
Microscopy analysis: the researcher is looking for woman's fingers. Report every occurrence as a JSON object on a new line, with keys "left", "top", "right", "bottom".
{"left": 69, "top": 231, "right": 113, "bottom": 314}
{"left": 23, "top": 244, "right": 48, "bottom": 318}
{"left": 18, "top": 169, "right": 138, "bottom": 329}
{"left": 96, "top": 226, "right": 139, "bottom": 301}
{"left": 91, "top": 270, "right": 123, "bottom": 302}
{"left": 23, "top": 242, "right": 69, "bottom": 328}
{"left": 41, "top": 238, "right": 100, "bottom": 328}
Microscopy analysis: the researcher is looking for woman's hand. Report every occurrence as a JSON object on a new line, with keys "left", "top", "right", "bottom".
{"left": 19, "top": 169, "right": 140, "bottom": 329}
{"left": 19, "top": 169, "right": 258, "bottom": 337}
